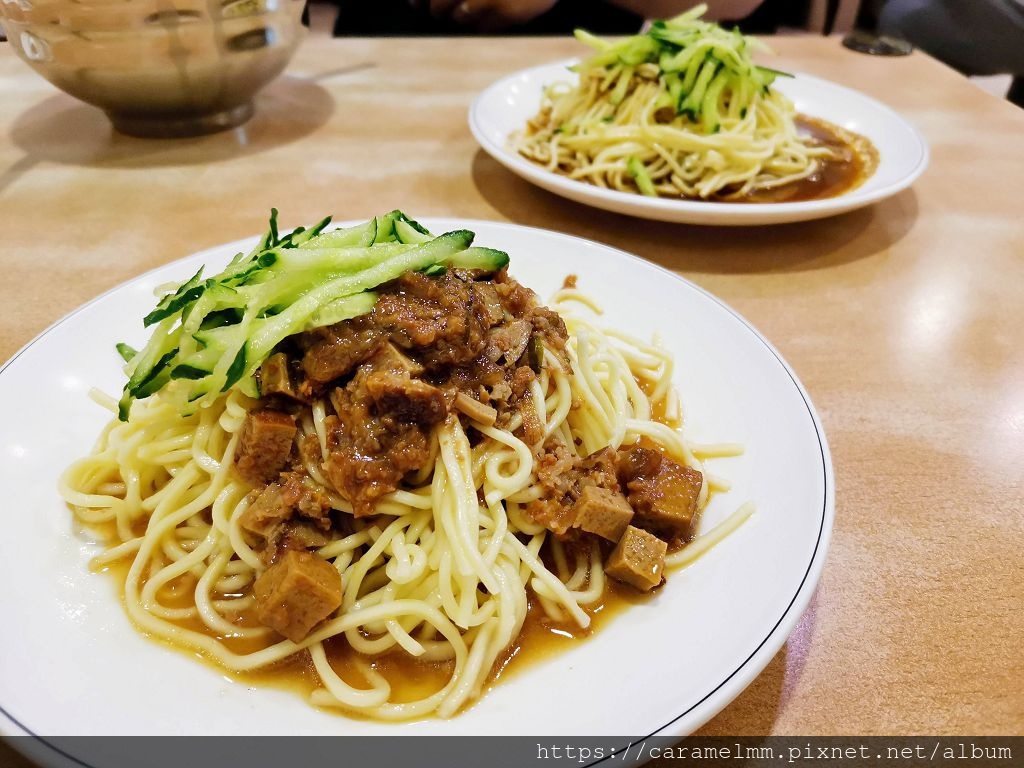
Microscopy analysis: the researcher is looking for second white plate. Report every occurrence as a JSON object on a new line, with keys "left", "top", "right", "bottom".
{"left": 469, "top": 60, "right": 928, "bottom": 225}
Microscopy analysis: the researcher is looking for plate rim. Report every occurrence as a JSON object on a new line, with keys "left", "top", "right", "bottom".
{"left": 468, "top": 59, "right": 929, "bottom": 224}
{"left": 0, "top": 219, "right": 834, "bottom": 757}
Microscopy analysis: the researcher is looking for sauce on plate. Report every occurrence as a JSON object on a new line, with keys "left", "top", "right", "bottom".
{"left": 727, "top": 115, "right": 879, "bottom": 203}
{"left": 88, "top": 377, "right": 700, "bottom": 717}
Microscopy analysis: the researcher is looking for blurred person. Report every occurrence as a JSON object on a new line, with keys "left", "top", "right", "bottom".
{"left": 426, "top": 0, "right": 765, "bottom": 31}
{"left": 332, "top": 0, "right": 766, "bottom": 35}
{"left": 880, "top": 0, "right": 1024, "bottom": 106}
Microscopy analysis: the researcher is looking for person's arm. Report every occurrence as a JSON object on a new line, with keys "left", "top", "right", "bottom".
{"left": 605, "top": 0, "right": 764, "bottom": 20}
{"left": 418, "top": 0, "right": 558, "bottom": 31}
{"left": 423, "top": 0, "right": 764, "bottom": 31}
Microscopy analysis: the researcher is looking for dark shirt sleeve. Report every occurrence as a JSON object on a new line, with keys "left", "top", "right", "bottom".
{"left": 332, "top": 0, "right": 643, "bottom": 36}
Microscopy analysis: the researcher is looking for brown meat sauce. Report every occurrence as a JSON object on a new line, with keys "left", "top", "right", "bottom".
{"left": 102, "top": 266, "right": 711, "bottom": 714}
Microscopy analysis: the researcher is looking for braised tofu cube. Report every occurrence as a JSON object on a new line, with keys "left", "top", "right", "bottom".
{"left": 617, "top": 445, "right": 662, "bottom": 484}
{"left": 370, "top": 341, "right": 425, "bottom": 377}
{"left": 627, "top": 457, "right": 703, "bottom": 541}
{"left": 259, "top": 353, "right": 296, "bottom": 399}
{"left": 572, "top": 486, "right": 634, "bottom": 541}
{"left": 363, "top": 370, "right": 447, "bottom": 426}
{"left": 239, "top": 483, "right": 291, "bottom": 540}
{"left": 235, "top": 409, "right": 296, "bottom": 486}
{"left": 253, "top": 550, "right": 342, "bottom": 643}
{"left": 605, "top": 525, "right": 667, "bottom": 591}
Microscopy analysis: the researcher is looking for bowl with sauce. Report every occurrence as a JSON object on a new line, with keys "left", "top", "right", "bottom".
{"left": 0, "top": 0, "right": 305, "bottom": 137}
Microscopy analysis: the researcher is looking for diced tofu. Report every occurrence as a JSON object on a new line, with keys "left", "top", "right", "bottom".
{"left": 239, "top": 483, "right": 290, "bottom": 540}
{"left": 301, "top": 324, "right": 381, "bottom": 384}
{"left": 234, "top": 409, "right": 296, "bottom": 486}
{"left": 370, "top": 341, "right": 425, "bottom": 377}
{"left": 259, "top": 353, "right": 295, "bottom": 399}
{"left": 605, "top": 525, "right": 667, "bottom": 591}
{"left": 363, "top": 370, "right": 447, "bottom": 425}
{"left": 253, "top": 550, "right": 342, "bottom": 643}
{"left": 627, "top": 457, "right": 703, "bottom": 541}
{"left": 617, "top": 445, "right": 662, "bottom": 484}
{"left": 572, "top": 486, "right": 634, "bottom": 541}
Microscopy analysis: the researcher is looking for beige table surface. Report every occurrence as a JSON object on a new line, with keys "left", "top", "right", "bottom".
{"left": 1, "top": 33, "right": 1022, "bottom": 762}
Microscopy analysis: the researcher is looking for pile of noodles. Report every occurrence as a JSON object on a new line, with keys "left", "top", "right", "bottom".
{"left": 513, "top": 5, "right": 840, "bottom": 200}
{"left": 60, "top": 283, "right": 751, "bottom": 719}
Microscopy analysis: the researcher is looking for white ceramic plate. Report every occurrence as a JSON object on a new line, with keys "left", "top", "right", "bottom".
{"left": 469, "top": 61, "right": 928, "bottom": 225}
{"left": 0, "top": 221, "right": 833, "bottom": 755}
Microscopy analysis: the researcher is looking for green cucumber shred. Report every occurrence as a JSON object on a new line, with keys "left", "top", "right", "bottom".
{"left": 571, "top": 3, "right": 793, "bottom": 131}
{"left": 627, "top": 156, "right": 658, "bottom": 197}
{"left": 117, "top": 211, "right": 510, "bottom": 420}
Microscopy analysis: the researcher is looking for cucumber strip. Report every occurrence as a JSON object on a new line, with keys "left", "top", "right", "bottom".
{"left": 267, "top": 208, "right": 280, "bottom": 248}
{"left": 570, "top": 5, "right": 791, "bottom": 127}
{"left": 183, "top": 323, "right": 249, "bottom": 375}
{"left": 679, "top": 51, "right": 708, "bottom": 99}
{"left": 574, "top": 48, "right": 619, "bottom": 71}
{"left": 301, "top": 219, "right": 377, "bottom": 249}
{"left": 573, "top": 28, "right": 612, "bottom": 50}
{"left": 610, "top": 66, "right": 634, "bottom": 105}
{"left": 660, "top": 40, "right": 708, "bottom": 75}
{"left": 271, "top": 243, "right": 418, "bottom": 278}
{"left": 666, "top": 2, "right": 708, "bottom": 24}
{"left": 439, "top": 247, "right": 510, "bottom": 272}
{"left": 144, "top": 267, "right": 204, "bottom": 327}
{"left": 243, "top": 230, "right": 474, "bottom": 380}
{"left": 181, "top": 282, "right": 239, "bottom": 338}
{"left": 253, "top": 208, "right": 279, "bottom": 252}
{"left": 123, "top": 316, "right": 179, "bottom": 387}
{"left": 115, "top": 343, "right": 137, "bottom": 363}
{"left": 667, "top": 73, "right": 684, "bottom": 112}
{"left": 680, "top": 58, "right": 719, "bottom": 117}
{"left": 395, "top": 212, "right": 431, "bottom": 236}
{"left": 627, "top": 157, "right": 658, "bottom": 197}
{"left": 222, "top": 343, "right": 248, "bottom": 391}
{"left": 219, "top": 251, "right": 278, "bottom": 288}
{"left": 306, "top": 291, "right": 378, "bottom": 329}
{"left": 170, "top": 364, "right": 210, "bottom": 380}
{"left": 654, "top": 90, "right": 674, "bottom": 115}
{"left": 755, "top": 65, "right": 794, "bottom": 80}
{"left": 281, "top": 216, "right": 331, "bottom": 247}
{"left": 394, "top": 219, "right": 433, "bottom": 245}
{"left": 239, "top": 375, "right": 260, "bottom": 399}
{"left": 197, "top": 308, "right": 243, "bottom": 331}
{"left": 119, "top": 318, "right": 180, "bottom": 420}
{"left": 133, "top": 350, "right": 178, "bottom": 398}
{"left": 116, "top": 212, "right": 500, "bottom": 418}
{"left": 375, "top": 210, "right": 429, "bottom": 244}
{"left": 617, "top": 36, "right": 657, "bottom": 66}
{"left": 649, "top": 26, "right": 701, "bottom": 49}
{"left": 700, "top": 70, "right": 730, "bottom": 133}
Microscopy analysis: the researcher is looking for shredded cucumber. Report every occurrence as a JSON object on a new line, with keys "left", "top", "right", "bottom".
{"left": 117, "top": 211, "right": 509, "bottom": 420}
{"left": 571, "top": 3, "right": 793, "bottom": 131}
{"left": 627, "top": 156, "right": 658, "bottom": 196}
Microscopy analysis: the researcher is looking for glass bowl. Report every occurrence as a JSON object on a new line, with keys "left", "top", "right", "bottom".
{"left": 0, "top": 0, "right": 305, "bottom": 137}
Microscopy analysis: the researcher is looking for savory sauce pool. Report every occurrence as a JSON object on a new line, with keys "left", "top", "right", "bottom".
{"left": 729, "top": 115, "right": 879, "bottom": 203}
{"left": 98, "top": 556, "right": 655, "bottom": 714}
{"left": 90, "top": 377, "right": 692, "bottom": 717}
